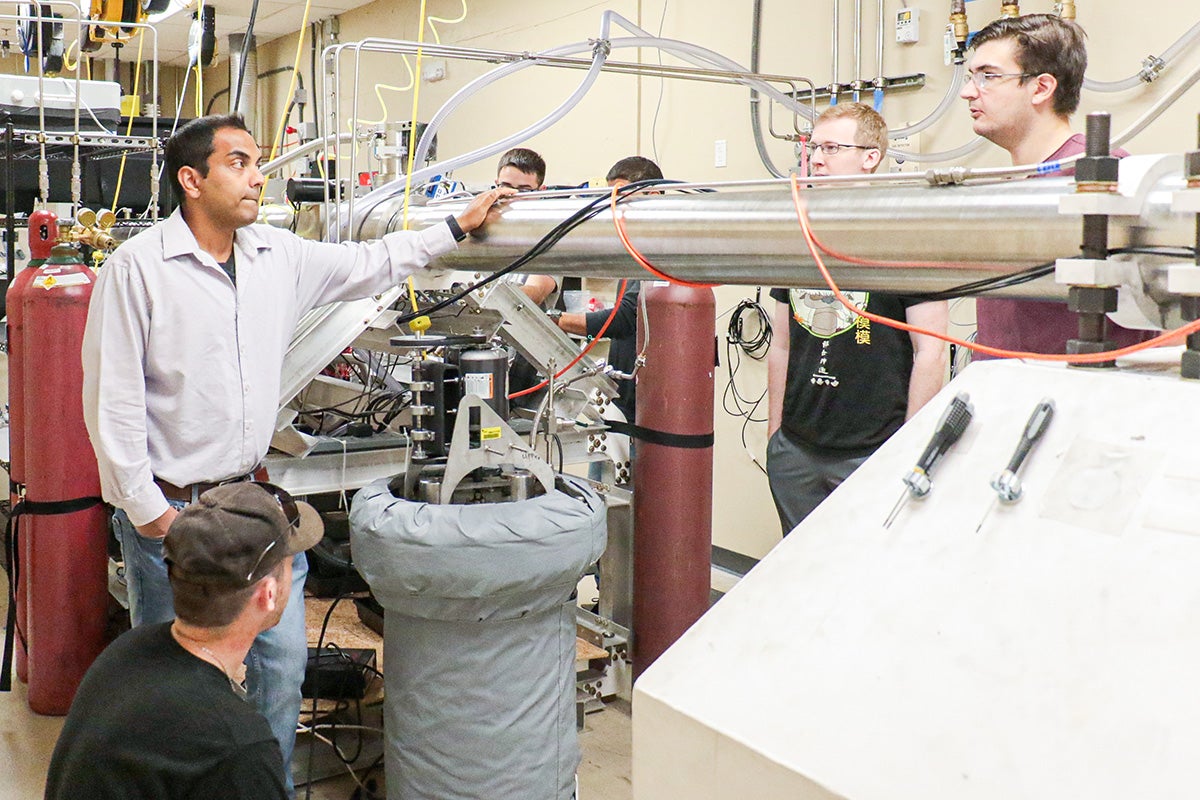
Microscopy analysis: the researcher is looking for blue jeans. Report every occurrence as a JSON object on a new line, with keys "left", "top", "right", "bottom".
{"left": 114, "top": 506, "right": 308, "bottom": 795}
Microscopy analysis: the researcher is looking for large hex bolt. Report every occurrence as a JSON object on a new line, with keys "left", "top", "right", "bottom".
{"left": 1066, "top": 285, "right": 1118, "bottom": 367}
{"left": 1184, "top": 150, "right": 1200, "bottom": 188}
{"left": 1182, "top": 297, "right": 1200, "bottom": 380}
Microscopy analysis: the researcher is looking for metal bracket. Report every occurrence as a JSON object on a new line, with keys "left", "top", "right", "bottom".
{"left": 1168, "top": 264, "right": 1200, "bottom": 296}
{"left": 439, "top": 395, "right": 555, "bottom": 505}
{"left": 1170, "top": 190, "right": 1200, "bottom": 214}
{"left": 1058, "top": 154, "right": 1179, "bottom": 218}
{"left": 788, "top": 72, "right": 926, "bottom": 103}
{"left": 1054, "top": 257, "right": 1127, "bottom": 287}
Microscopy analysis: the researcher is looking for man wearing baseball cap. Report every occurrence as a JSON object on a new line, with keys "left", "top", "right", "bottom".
{"left": 45, "top": 483, "right": 323, "bottom": 800}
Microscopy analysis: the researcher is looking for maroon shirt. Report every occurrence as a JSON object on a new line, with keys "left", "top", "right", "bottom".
{"left": 974, "top": 134, "right": 1150, "bottom": 355}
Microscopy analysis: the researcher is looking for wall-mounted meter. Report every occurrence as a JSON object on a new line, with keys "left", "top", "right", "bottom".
{"left": 896, "top": 7, "right": 920, "bottom": 43}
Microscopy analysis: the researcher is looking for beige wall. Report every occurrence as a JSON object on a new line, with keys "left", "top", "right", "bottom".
{"left": 232, "top": 0, "right": 1200, "bottom": 560}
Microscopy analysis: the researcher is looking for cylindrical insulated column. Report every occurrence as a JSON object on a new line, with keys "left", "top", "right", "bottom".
{"left": 351, "top": 476, "right": 606, "bottom": 800}
{"left": 632, "top": 284, "right": 715, "bottom": 678}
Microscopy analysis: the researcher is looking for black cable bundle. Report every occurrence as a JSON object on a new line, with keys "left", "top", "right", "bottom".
{"left": 393, "top": 178, "right": 682, "bottom": 326}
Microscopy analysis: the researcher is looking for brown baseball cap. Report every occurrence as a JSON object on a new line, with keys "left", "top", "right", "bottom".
{"left": 164, "top": 482, "right": 324, "bottom": 587}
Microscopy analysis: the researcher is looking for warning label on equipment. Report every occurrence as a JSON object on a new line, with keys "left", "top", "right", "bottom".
{"left": 33, "top": 273, "right": 90, "bottom": 290}
{"left": 463, "top": 372, "right": 494, "bottom": 399}
{"left": 480, "top": 426, "right": 502, "bottom": 441}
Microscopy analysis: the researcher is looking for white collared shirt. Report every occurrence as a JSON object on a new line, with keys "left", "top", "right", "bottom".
{"left": 82, "top": 209, "right": 457, "bottom": 526}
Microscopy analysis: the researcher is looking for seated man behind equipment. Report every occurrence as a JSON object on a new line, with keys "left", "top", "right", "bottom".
{"left": 496, "top": 147, "right": 559, "bottom": 307}
{"left": 45, "top": 483, "right": 324, "bottom": 800}
{"left": 555, "top": 155, "right": 665, "bottom": 424}
{"left": 767, "top": 103, "right": 948, "bottom": 536}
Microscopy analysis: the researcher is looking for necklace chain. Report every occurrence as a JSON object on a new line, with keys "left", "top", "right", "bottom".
{"left": 173, "top": 623, "right": 248, "bottom": 700}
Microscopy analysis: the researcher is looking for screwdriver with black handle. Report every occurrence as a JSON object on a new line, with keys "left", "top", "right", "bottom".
{"left": 883, "top": 392, "right": 974, "bottom": 529}
{"left": 975, "top": 398, "right": 1055, "bottom": 533}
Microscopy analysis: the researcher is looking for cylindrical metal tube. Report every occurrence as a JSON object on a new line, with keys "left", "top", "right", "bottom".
{"left": 633, "top": 285, "right": 715, "bottom": 678}
{"left": 853, "top": 0, "right": 862, "bottom": 96}
{"left": 418, "top": 474, "right": 442, "bottom": 505}
{"left": 509, "top": 469, "right": 535, "bottom": 501}
{"left": 831, "top": 0, "right": 840, "bottom": 100}
{"left": 875, "top": 0, "right": 884, "bottom": 87}
{"left": 375, "top": 160, "right": 1191, "bottom": 300}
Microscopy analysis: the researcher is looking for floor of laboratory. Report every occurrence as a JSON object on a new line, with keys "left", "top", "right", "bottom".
{"left": 0, "top": 565, "right": 634, "bottom": 800}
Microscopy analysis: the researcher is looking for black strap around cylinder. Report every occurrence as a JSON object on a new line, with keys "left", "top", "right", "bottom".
{"left": 605, "top": 420, "right": 714, "bottom": 449}
{"left": 1, "top": 496, "right": 106, "bottom": 692}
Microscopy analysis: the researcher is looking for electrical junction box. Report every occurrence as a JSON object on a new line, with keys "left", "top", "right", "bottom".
{"left": 0, "top": 74, "right": 120, "bottom": 131}
{"left": 896, "top": 7, "right": 919, "bottom": 43}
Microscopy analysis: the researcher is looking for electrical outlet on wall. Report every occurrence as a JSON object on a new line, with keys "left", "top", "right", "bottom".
{"left": 714, "top": 139, "right": 727, "bottom": 168}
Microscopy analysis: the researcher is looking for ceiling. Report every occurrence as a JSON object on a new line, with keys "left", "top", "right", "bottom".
{"left": 151, "top": 0, "right": 376, "bottom": 67}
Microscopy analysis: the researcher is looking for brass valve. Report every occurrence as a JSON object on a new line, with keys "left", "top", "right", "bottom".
{"left": 948, "top": 0, "right": 969, "bottom": 59}
{"left": 67, "top": 207, "right": 118, "bottom": 251}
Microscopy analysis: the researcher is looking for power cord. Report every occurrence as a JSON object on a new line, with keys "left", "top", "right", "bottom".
{"left": 726, "top": 293, "right": 772, "bottom": 359}
{"left": 721, "top": 290, "right": 772, "bottom": 475}
{"left": 302, "top": 592, "right": 385, "bottom": 800}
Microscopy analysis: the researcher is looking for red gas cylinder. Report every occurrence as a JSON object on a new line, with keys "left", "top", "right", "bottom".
{"left": 22, "top": 242, "right": 108, "bottom": 715}
{"left": 6, "top": 208, "right": 58, "bottom": 685}
{"left": 632, "top": 284, "right": 715, "bottom": 679}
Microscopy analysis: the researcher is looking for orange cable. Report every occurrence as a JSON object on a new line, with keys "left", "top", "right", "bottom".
{"left": 507, "top": 279, "right": 630, "bottom": 400}
{"left": 788, "top": 173, "right": 1200, "bottom": 363}
{"left": 610, "top": 187, "right": 719, "bottom": 289}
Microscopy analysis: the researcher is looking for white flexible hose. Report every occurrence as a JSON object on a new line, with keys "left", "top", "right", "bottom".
{"left": 1084, "top": 19, "right": 1200, "bottom": 93}
{"left": 353, "top": 10, "right": 817, "bottom": 230}
{"left": 1113, "top": 55, "right": 1200, "bottom": 148}
{"left": 889, "top": 63, "right": 966, "bottom": 139}
{"left": 888, "top": 137, "right": 987, "bottom": 164}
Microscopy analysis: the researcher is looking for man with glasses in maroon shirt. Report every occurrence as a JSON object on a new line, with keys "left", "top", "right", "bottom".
{"left": 959, "top": 13, "right": 1147, "bottom": 356}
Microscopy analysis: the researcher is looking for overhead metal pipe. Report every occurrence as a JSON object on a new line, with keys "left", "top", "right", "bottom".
{"left": 749, "top": 0, "right": 788, "bottom": 178}
{"left": 875, "top": 0, "right": 885, "bottom": 107}
{"left": 368, "top": 156, "right": 1191, "bottom": 304}
{"left": 831, "top": 0, "right": 840, "bottom": 103}
{"left": 853, "top": 0, "right": 863, "bottom": 101}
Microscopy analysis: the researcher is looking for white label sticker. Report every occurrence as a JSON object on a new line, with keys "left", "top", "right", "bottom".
{"left": 463, "top": 372, "right": 494, "bottom": 399}
{"left": 33, "top": 272, "right": 90, "bottom": 289}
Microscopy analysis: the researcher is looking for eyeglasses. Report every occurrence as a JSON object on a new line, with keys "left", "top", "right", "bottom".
{"left": 245, "top": 481, "right": 301, "bottom": 582}
{"left": 805, "top": 141, "right": 878, "bottom": 156}
{"left": 962, "top": 71, "right": 1035, "bottom": 90}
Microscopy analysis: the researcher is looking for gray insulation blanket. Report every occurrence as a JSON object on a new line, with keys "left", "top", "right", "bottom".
{"left": 350, "top": 475, "right": 607, "bottom": 800}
